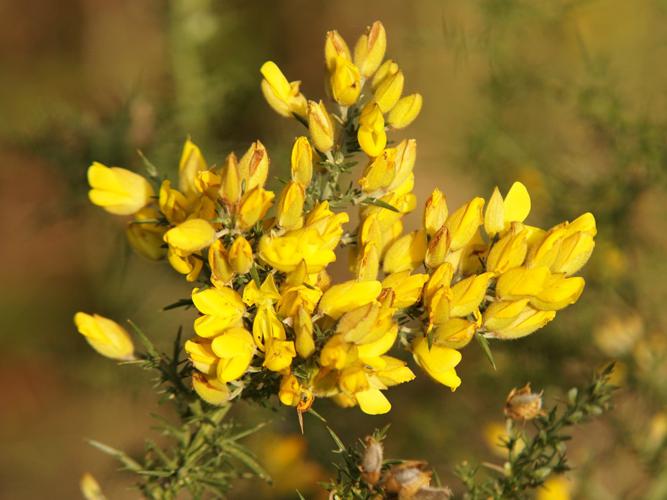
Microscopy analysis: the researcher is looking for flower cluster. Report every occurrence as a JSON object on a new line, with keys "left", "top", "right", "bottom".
{"left": 75, "top": 21, "right": 595, "bottom": 415}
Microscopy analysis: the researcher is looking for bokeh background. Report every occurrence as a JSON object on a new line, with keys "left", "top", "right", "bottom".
{"left": 2, "top": 0, "right": 667, "bottom": 498}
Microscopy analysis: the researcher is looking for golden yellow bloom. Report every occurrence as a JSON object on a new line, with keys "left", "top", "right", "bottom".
{"left": 536, "top": 476, "right": 571, "bottom": 500}
{"left": 324, "top": 30, "right": 351, "bottom": 71}
{"left": 184, "top": 337, "right": 217, "bottom": 375}
{"left": 496, "top": 266, "right": 550, "bottom": 300}
{"left": 219, "top": 152, "right": 241, "bottom": 208}
{"left": 445, "top": 197, "right": 485, "bottom": 251}
{"left": 373, "top": 70, "right": 404, "bottom": 113}
{"left": 530, "top": 274, "right": 585, "bottom": 311}
{"left": 449, "top": 272, "right": 494, "bottom": 317}
{"left": 356, "top": 242, "right": 380, "bottom": 281}
{"left": 387, "top": 93, "right": 422, "bottom": 129}
{"left": 424, "top": 225, "right": 451, "bottom": 269}
{"left": 238, "top": 140, "right": 269, "bottom": 193}
{"left": 357, "top": 103, "right": 387, "bottom": 157}
{"left": 228, "top": 236, "right": 253, "bottom": 274}
{"left": 278, "top": 373, "right": 302, "bottom": 406}
{"left": 126, "top": 211, "right": 166, "bottom": 261}
{"left": 291, "top": 136, "right": 313, "bottom": 187}
{"left": 259, "top": 229, "right": 334, "bottom": 273}
{"left": 294, "top": 306, "right": 315, "bottom": 358}
{"left": 192, "top": 372, "right": 230, "bottom": 405}
{"left": 383, "top": 229, "right": 427, "bottom": 274}
{"left": 412, "top": 337, "right": 462, "bottom": 390}
{"left": 264, "top": 339, "right": 297, "bottom": 372}
{"left": 208, "top": 240, "right": 234, "bottom": 288}
{"left": 434, "top": 318, "right": 477, "bottom": 349}
{"left": 277, "top": 181, "right": 305, "bottom": 230}
{"left": 260, "top": 61, "right": 307, "bottom": 118}
{"left": 371, "top": 59, "right": 399, "bottom": 89}
{"left": 486, "top": 225, "right": 528, "bottom": 273}
{"left": 277, "top": 284, "right": 322, "bottom": 318}
{"left": 159, "top": 179, "right": 189, "bottom": 223}
{"left": 318, "top": 280, "right": 382, "bottom": 319}
{"left": 307, "top": 100, "right": 335, "bottom": 153}
{"left": 382, "top": 271, "right": 429, "bottom": 308}
{"left": 359, "top": 148, "right": 395, "bottom": 193}
{"left": 168, "top": 248, "right": 203, "bottom": 281}
{"left": 74, "top": 312, "right": 134, "bottom": 361}
{"left": 353, "top": 21, "right": 387, "bottom": 78}
{"left": 424, "top": 188, "right": 448, "bottom": 237}
{"left": 484, "top": 182, "right": 531, "bottom": 237}
{"left": 387, "top": 139, "right": 416, "bottom": 192}
{"left": 486, "top": 306, "right": 556, "bottom": 339}
{"left": 320, "top": 334, "right": 357, "bottom": 369}
{"left": 87, "top": 161, "right": 153, "bottom": 216}
{"left": 330, "top": 56, "right": 361, "bottom": 106}
{"left": 482, "top": 299, "right": 529, "bottom": 331}
{"left": 423, "top": 262, "right": 454, "bottom": 307}
{"left": 191, "top": 287, "right": 245, "bottom": 338}
{"left": 178, "top": 138, "right": 207, "bottom": 196}
{"left": 237, "top": 187, "right": 274, "bottom": 230}
{"left": 252, "top": 305, "right": 286, "bottom": 351}
{"left": 163, "top": 218, "right": 216, "bottom": 255}
{"left": 243, "top": 274, "right": 281, "bottom": 308}
{"left": 211, "top": 327, "right": 256, "bottom": 382}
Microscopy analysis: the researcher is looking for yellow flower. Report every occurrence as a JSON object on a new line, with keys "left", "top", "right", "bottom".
{"left": 445, "top": 197, "right": 485, "bottom": 251}
{"left": 387, "top": 139, "right": 416, "bottom": 192}
{"left": 276, "top": 181, "right": 305, "bottom": 230}
{"left": 449, "top": 272, "right": 494, "bottom": 317}
{"left": 353, "top": 21, "right": 387, "bottom": 78}
{"left": 371, "top": 59, "right": 399, "bottom": 89}
{"left": 482, "top": 299, "right": 530, "bottom": 331}
{"left": 192, "top": 372, "right": 230, "bottom": 405}
{"left": 259, "top": 229, "right": 335, "bottom": 273}
{"left": 178, "top": 138, "right": 207, "bottom": 196}
{"left": 320, "top": 334, "right": 357, "bottom": 369}
{"left": 228, "top": 236, "right": 253, "bottom": 274}
{"left": 219, "top": 152, "right": 241, "bottom": 208}
{"left": 530, "top": 274, "right": 585, "bottom": 311}
{"left": 486, "top": 306, "right": 556, "bottom": 340}
{"left": 383, "top": 229, "right": 427, "bottom": 274}
{"left": 252, "top": 305, "right": 286, "bottom": 351}
{"left": 330, "top": 56, "right": 361, "bottom": 106}
{"left": 423, "top": 262, "right": 454, "bottom": 307}
{"left": 159, "top": 179, "right": 189, "bottom": 223}
{"left": 382, "top": 271, "right": 429, "bottom": 308}
{"left": 537, "top": 476, "right": 571, "bottom": 500}
{"left": 237, "top": 187, "right": 274, "bottom": 230}
{"left": 484, "top": 182, "right": 531, "bottom": 237}
{"left": 387, "top": 93, "right": 422, "bottom": 129}
{"left": 191, "top": 287, "right": 245, "bottom": 338}
{"left": 324, "top": 30, "right": 351, "bottom": 71}
{"left": 318, "top": 280, "right": 382, "bottom": 319}
{"left": 373, "top": 70, "right": 404, "bottom": 113}
{"left": 307, "top": 100, "right": 335, "bottom": 153}
{"left": 279, "top": 373, "right": 303, "bottom": 406}
{"left": 167, "top": 248, "right": 203, "bottom": 281}
{"left": 486, "top": 225, "right": 528, "bottom": 273}
{"left": 290, "top": 136, "right": 313, "bottom": 187}
{"left": 412, "top": 337, "right": 462, "bottom": 390}
{"left": 260, "top": 61, "right": 307, "bottom": 118}
{"left": 424, "top": 188, "right": 448, "bottom": 237}
{"left": 87, "top": 161, "right": 154, "bottom": 215}
{"left": 355, "top": 388, "right": 391, "bottom": 415}
{"left": 264, "top": 339, "right": 297, "bottom": 372}
{"left": 496, "top": 266, "right": 550, "bottom": 300}
{"left": 125, "top": 211, "right": 166, "bottom": 261}
{"left": 424, "top": 225, "right": 451, "bottom": 269}
{"left": 359, "top": 147, "right": 395, "bottom": 193}
{"left": 357, "top": 103, "right": 387, "bottom": 157}
{"left": 74, "top": 312, "right": 134, "bottom": 361}
{"left": 238, "top": 140, "right": 270, "bottom": 192}
{"left": 211, "top": 327, "right": 256, "bottom": 382}
{"left": 208, "top": 240, "right": 234, "bottom": 288}
{"left": 434, "top": 318, "right": 477, "bottom": 349}
{"left": 356, "top": 242, "right": 380, "bottom": 281}
{"left": 163, "top": 218, "right": 216, "bottom": 255}
{"left": 294, "top": 306, "right": 315, "bottom": 358}
{"left": 184, "top": 337, "right": 218, "bottom": 375}
{"left": 243, "top": 274, "right": 281, "bottom": 308}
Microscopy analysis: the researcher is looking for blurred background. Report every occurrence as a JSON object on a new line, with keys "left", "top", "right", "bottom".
{"left": 2, "top": 0, "right": 667, "bottom": 498}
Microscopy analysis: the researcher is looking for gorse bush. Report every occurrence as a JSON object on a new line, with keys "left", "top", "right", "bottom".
{"left": 73, "top": 20, "right": 605, "bottom": 499}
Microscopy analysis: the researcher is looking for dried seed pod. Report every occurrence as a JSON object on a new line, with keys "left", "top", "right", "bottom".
{"left": 505, "top": 383, "right": 544, "bottom": 421}
{"left": 360, "top": 436, "right": 384, "bottom": 485}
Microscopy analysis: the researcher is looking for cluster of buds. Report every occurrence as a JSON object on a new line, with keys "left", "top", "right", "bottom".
{"left": 75, "top": 21, "right": 595, "bottom": 416}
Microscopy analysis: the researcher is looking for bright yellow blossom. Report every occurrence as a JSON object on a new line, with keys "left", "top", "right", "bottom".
{"left": 307, "top": 100, "right": 335, "bottom": 153}
{"left": 228, "top": 236, "right": 253, "bottom": 274}
{"left": 74, "top": 312, "right": 134, "bottom": 361}
{"left": 192, "top": 372, "right": 230, "bottom": 405}
{"left": 387, "top": 93, "right": 422, "bottom": 129}
{"left": 353, "top": 21, "right": 387, "bottom": 78}
{"left": 318, "top": 280, "right": 382, "bottom": 319}
{"left": 211, "top": 327, "right": 256, "bottom": 382}
{"left": 191, "top": 287, "right": 245, "bottom": 338}
{"left": 163, "top": 218, "right": 216, "bottom": 255}
{"left": 260, "top": 61, "right": 307, "bottom": 118}
{"left": 87, "top": 162, "right": 153, "bottom": 216}
{"left": 412, "top": 337, "right": 462, "bottom": 390}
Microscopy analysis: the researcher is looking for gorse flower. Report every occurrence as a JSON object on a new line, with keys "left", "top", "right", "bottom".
{"left": 80, "top": 21, "right": 596, "bottom": 416}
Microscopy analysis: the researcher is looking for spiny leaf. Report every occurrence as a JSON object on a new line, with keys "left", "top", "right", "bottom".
{"left": 362, "top": 197, "right": 400, "bottom": 212}
{"left": 475, "top": 332, "right": 497, "bottom": 371}
{"left": 127, "top": 319, "right": 159, "bottom": 359}
{"left": 88, "top": 440, "right": 143, "bottom": 472}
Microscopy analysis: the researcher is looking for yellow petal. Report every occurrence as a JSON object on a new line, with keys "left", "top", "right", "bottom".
{"left": 503, "top": 181, "right": 531, "bottom": 223}
{"left": 356, "top": 388, "right": 391, "bottom": 415}
{"left": 163, "top": 218, "right": 216, "bottom": 254}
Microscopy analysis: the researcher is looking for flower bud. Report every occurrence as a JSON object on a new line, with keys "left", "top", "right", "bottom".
{"left": 449, "top": 272, "right": 494, "bottom": 318}
{"left": 228, "top": 236, "right": 253, "bottom": 274}
{"left": 434, "top": 318, "right": 477, "bottom": 349}
{"left": 324, "top": 30, "right": 351, "bottom": 71}
{"left": 371, "top": 59, "right": 399, "bottom": 89}
{"left": 382, "top": 271, "right": 429, "bottom": 308}
{"left": 159, "top": 179, "right": 189, "bottom": 224}
{"left": 424, "top": 188, "right": 448, "bottom": 236}
{"left": 373, "top": 70, "right": 404, "bottom": 112}
{"left": 359, "top": 148, "right": 395, "bottom": 193}
{"left": 208, "top": 240, "right": 234, "bottom": 287}
{"left": 551, "top": 231, "right": 595, "bottom": 276}
{"left": 260, "top": 61, "right": 307, "bottom": 118}
{"left": 126, "top": 222, "right": 166, "bottom": 261}
{"left": 486, "top": 225, "right": 528, "bottom": 273}
{"left": 357, "top": 103, "right": 387, "bottom": 157}
{"left": 294, "top": 306, "right": 315, "bottom": 358}
{"left": 383, "top": 229, "right": 428, "bottom": 274}
{"left": 496, "top": 265, "right": 550, "bottom": 300}
{"left": 307, "top": 100, "right": 335, "bottom": 153}
{"left": 277, "top": 181, "right": 305, "bottom": 230}
{"left": 356, "top": 242, "right": 380, "bottom": 281}
{"left": 318, "top": 280, "right": 382, "bottom": 319}
{"left": 192, "top": 372, "right": 230, "bottom": 406}
{"left": 504, "top": 383, "right": 543, "bottom": 421}
{"left": 424, "top": 225, "right": 451, "bottom": 269}
{"left": 212, "top": 327, "right": 256, "bottom": 382}
{"left": 184, "top": 338, "right": 218, "bottom": 375}
{"left": 191, "top": 286, "right": 245, "bottom": 338}
{"left": 80, "top": 473, "right": 105, "bottom": 500}
{"left": 237, "top": 187, "right": 274, "bottom": 230}
{"left": 290, "top": 136, "right": 313, "bottom": 186}
{"left": 387, "top": 139, "right": 417, "bottom": 191}
{"left": 445, "top": 197, "right": 485, "bottom": 251}
{"left": 74, "top": 312, "right": 134, "bottom": 361}
{"left": 485, "top": 306, "right": 556, "bottom": 340}
{"left": 530, "top": 274, "right": 585, "bottom": 311}
{"left": 213, "top": 154, "right": 233, "bottom": 199}
{"left": 485, "top": 182, "right": 531, "bottom": 237}
{"left": 353, "top": 21, "right": 387, "bottom": 77}
{"left": 238, "top": 140, "right": 269, "bottom": 192}
{"left": 423, "top": 262, "right": 454, "bottom": 307}
{"left": 387, "top": 93, "right": 422, "bottom": 129}
{"left": 87, "top": 162, "right": 154, "bottom": 216}
{"left": 330, "top": 56, "right": 361, "bottom": 106}
{"left": 412, "top": 337, "right": 462, "bottom": 390}
{"left": 178, "top": 138, "right": 207, "bottom": 196}
{"left": 482, "top": 299, "right": 529, "bottom": 331}
{"left": 167, "top": 249, "right": 203, "bottom": 281}
{"left": 163, "top": 218, "right": 216, "bottom": 255}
